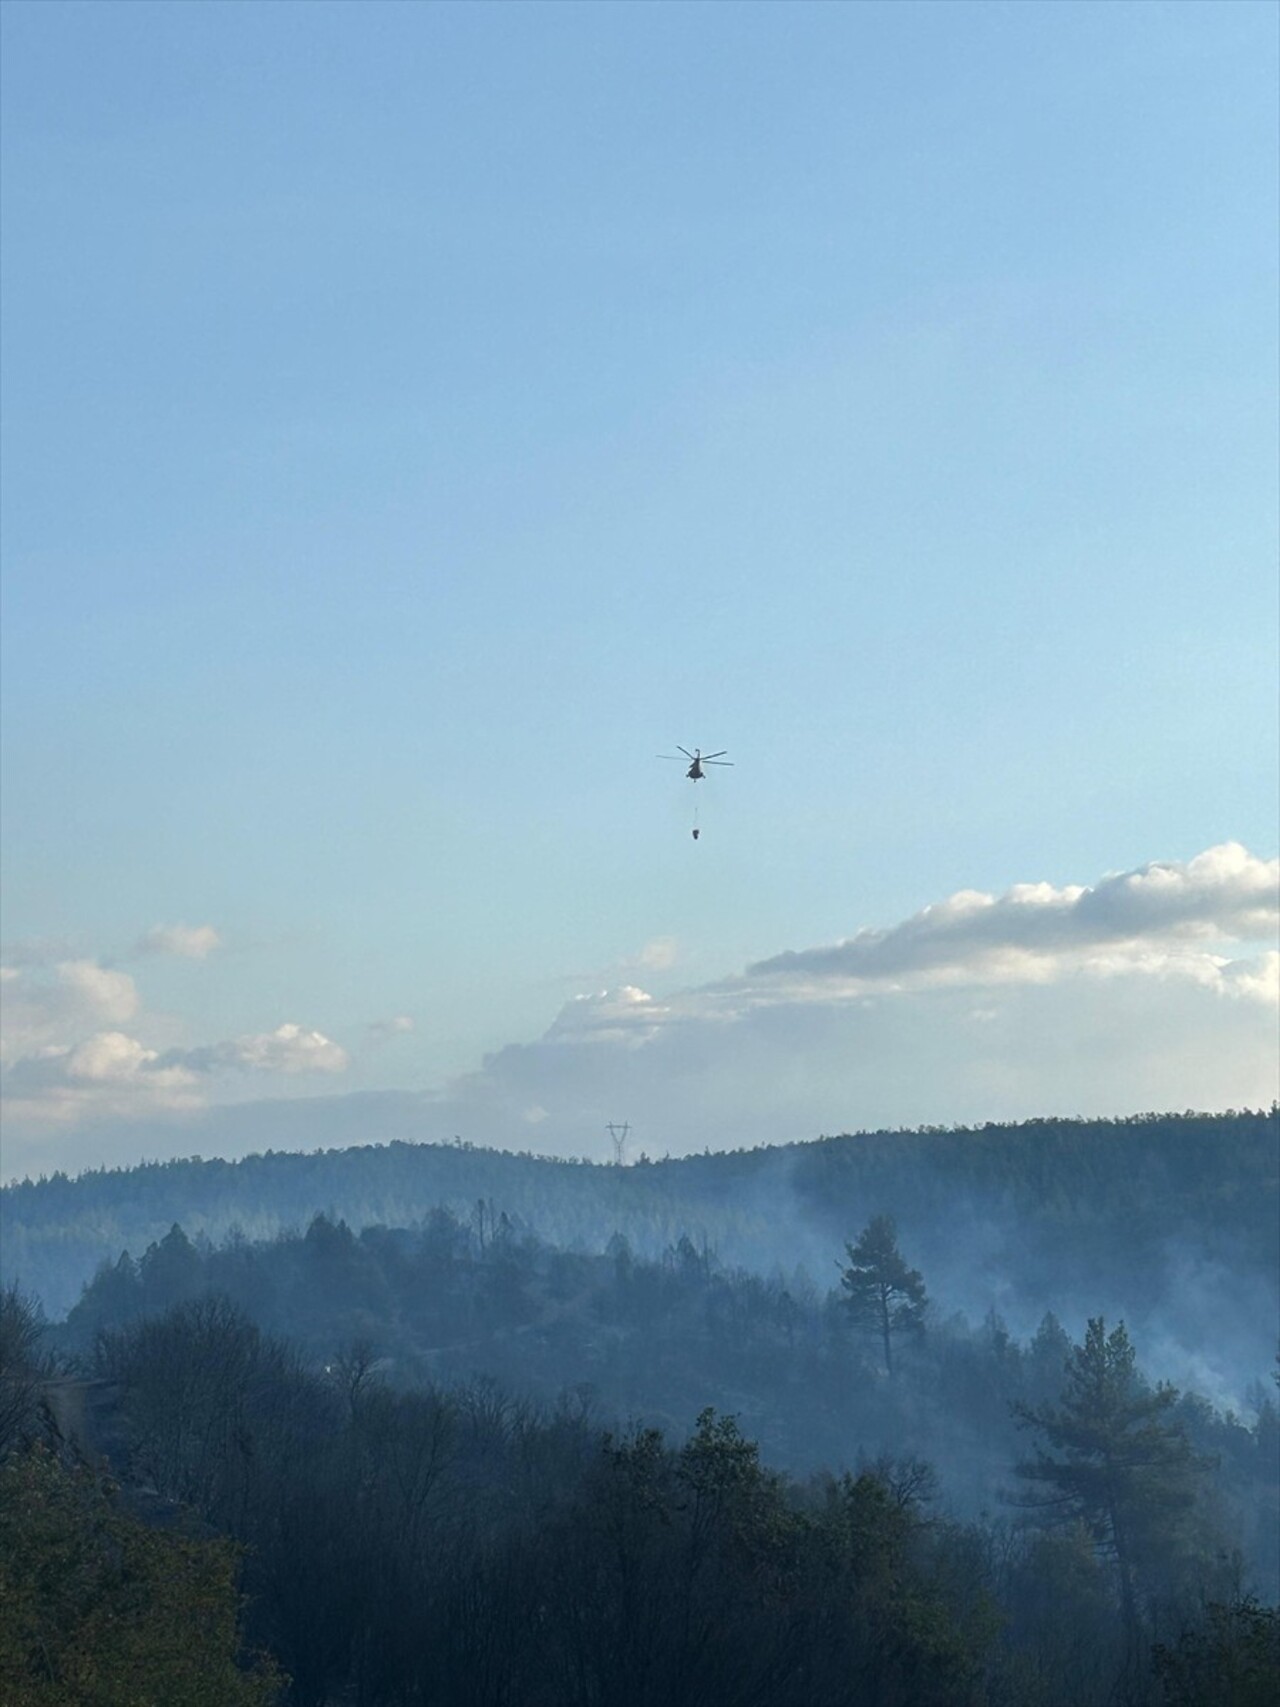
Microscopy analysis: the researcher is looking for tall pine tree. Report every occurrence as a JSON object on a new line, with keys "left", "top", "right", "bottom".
{"left": 838, "top": 1216, "right": 927, "bottom": 1376}
{"left": 1013, "top": 1317, "right": 1209, "bottom": 1645}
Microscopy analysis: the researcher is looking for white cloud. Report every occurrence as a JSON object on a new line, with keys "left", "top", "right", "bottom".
{"left": 53, "top": 959, "right": 140, "bottom": 1021}
{"left": 47, "top": 1031, "right": 200, "bottom": 1092}
{"left": 137, "top": 923, "right": 222, "bottom": 960}
{"left": 230, "top": 1024, "right": 348, "bottom": 1075}
{"left": 1, "top": 940, "right": 349, "bottom": 1137}
{"left": 164, "top": 1023, "right": 349, "bottom": 1077}
{"left": 439, "top": 973, "right": 1276, "bottom": 1164}
{"left": 66, "top": 1031, "right": 165, "bottom": 1084}
{"left": 1, "top": 845, "right": 1274, "bottom": 1174}
{"left": 746, "top": 844, "right": 1279, "bottom": 995}
{"left": 2, "top": 1029, "right": 204, "bottom": 1129}
{"left": 3, "top": 1019, "right": 350, "bottom": 1138}
{"left": 367, "top": 1014, "right": 415, "bottom": 1040}
{"left": 423, "top": 843, "right": 1278, "bottom": 1159}
{"left": 545, "top": 985, "right": 667, "bottom": 1047}
{"left": 1220, "top": 951, "right": 1280, "bottom": 1005}
{"left": 0, "top": 959, "right": 140, "bottom": 1062}
{"left": 1075, "top": 843, "right": 1277, "bottom": 939}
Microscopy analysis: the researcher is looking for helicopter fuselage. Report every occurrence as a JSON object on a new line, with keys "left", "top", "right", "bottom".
{"left": 660, "top": 745, "right": 728, "bottom": 781}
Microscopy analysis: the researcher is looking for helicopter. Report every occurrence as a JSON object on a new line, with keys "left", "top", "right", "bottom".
{"left": 658, "top": 746, "right": 733, "bottom": 781}
{"left": 658, "top": 747, "right": 733, "bottom": 838}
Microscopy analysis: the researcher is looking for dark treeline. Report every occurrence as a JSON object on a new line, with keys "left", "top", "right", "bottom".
{"left": 3, "top": 1278, "right": 1277, "bottom": 1707}
{"left": 3, "top": 1109, "right": 1277, "bottom": 1702}
{"left": 5, "top": 1109, "right": 1276, "bottom": 1330}
{"left": 51, "top": 1204, "right": 1280, "bottom": 1602}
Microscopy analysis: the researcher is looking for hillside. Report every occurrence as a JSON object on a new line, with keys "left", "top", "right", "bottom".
{"left": 5, "top": 1112, "right": 1279, "bottom": 1704}
{"left": 46, "top": 1200, "right": 1280, "bottom": 1599}
{"left": 2, "top": 1108, "right": 1274, "bottom": 1420}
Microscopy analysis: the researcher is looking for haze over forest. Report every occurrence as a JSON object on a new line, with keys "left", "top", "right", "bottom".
{"left": 3, "top": 1107, "right": 1279, "bottom": 1705}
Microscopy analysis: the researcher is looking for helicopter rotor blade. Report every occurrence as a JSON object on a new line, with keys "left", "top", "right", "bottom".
{"left": 704, "top": 760, "right": 734, "bottom": 766}
{"left": 677, "top": 747, "right": 696, "bottom": 760}
{"left": 702, "top": 751, "right": 728, "bottom": 760}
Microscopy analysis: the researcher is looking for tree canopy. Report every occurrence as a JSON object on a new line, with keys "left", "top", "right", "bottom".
{"left": 838, "top": 1215, "right": 928, "bottom": 1374}
{"left": 1015, "top": 1318, "right": 1213, "bottom": 1639}
{"left": 0, "top": 1447, "right": 281, "bottom": 1706}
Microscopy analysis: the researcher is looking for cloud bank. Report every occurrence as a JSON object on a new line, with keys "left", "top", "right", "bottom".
{"left": 747, "top": 843, "right": 1278, "bottom": 993}
{"left": 438, "top": 844, "right": 1277, "bottom": 1157}
{"left": 2, "top": 845, "right": 1275, "bottom": 1178}
{"left": 0, "top": 931, "right": 349, "bottom": 1143}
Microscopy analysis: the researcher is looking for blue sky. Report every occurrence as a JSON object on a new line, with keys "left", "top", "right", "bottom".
{"left": 2, "top": 0, "right": 1277, "bottom": 1179}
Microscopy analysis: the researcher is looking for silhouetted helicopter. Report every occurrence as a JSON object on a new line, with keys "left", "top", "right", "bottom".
{"left": 658, "top": 747, "right": 733, "bottom": 838}
{"left": 658, "top": 746, "right": 733, "bottom": 781}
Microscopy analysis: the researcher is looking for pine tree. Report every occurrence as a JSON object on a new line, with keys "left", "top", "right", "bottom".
{"left": 1013, "top": 1317, "right": 1209, "bottom": 1644}
{"left": 838, "top": 1216, "right": 927, "bottom": 1375}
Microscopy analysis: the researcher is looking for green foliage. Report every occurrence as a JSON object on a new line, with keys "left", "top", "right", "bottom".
{"left": 992, "top": 1521, "right": 1121, "bottom": 1706}
{"left": 807, "top": 1470, "right": 993, "bottom": 1707}
{"left": 47, "top": 1282, "right": 1280, "bottom": 1707}
{"left": 839, "top": 1214, "right": 928, "bottom": 1374}
{"left": 4, "top": 1111, "right": 1275, "bottom": 1706}
{"left": 543, "top": 1409, "right": 988, "bottom": 1707}
{"left": 1015, "top": 1318, "right": 1213, "bottom": 1631}
{"left": 0, "top": 1446, "right": 281, "bottom": 1705}
{"left": 0, "top": 1284, "right": 50, "bottom": 1455}
{"left": 1151, "top": 1597, "right": 1280, "bottom": 1707}
{"left": 46, "top": 1187, "right": 1280, "bottom": 1609}
{"left": 81, "top": 1291, "right": 997, "bottom": 1707}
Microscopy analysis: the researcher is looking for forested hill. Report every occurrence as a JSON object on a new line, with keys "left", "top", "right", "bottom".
{"left": 4, "top": 1108, "right": 1276, "bottom": 1338}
